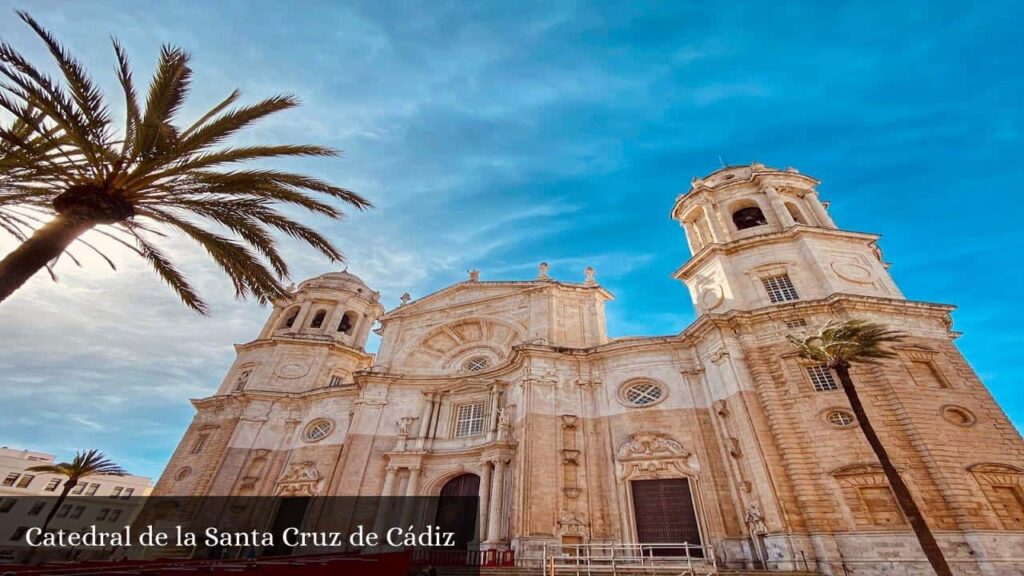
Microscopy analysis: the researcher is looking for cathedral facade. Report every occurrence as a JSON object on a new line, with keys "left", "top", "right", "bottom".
{"left": 153, "top": 164, "right": 1024, "bottom": 574}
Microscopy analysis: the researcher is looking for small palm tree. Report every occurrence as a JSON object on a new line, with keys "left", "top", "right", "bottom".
{"left": 0, "top": 12, "right": 370, "bottom": 312}
{"left": 26, "top": 449, "right": 126, "bottom": 536}
{"left": 789, "top": 320, "right": 952, "bottom": 576}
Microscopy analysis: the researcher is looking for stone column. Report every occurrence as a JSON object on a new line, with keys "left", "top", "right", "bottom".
{"left": 325, "top": 304, "right": 346, "bottom": 337}
{"left": 487, "top": 386, "right": 500, "bottom": 441}
{"left": 804, "top": 190, "right": 836, "bottom": 228}
{"left": 478, "top": 462, "right": 493, "bottom": 543}
{"left": 417, "top": 394, "right": 435, "bottom": 449}
{"left": 681, "top": 222, "right": 700, "bottom": 254}
{"left": 762, "top": 184, "right": 795, "bottom": 228}
{"left": 399, "top": 467, "right": 422, "bottom": 528}
{"left": 381, "top": 466, "right": 398, "bottom": 496}
{"left": 701, "top": 201, "right": 728, "bottom": 243}
{"left": 485, "top": 459, "right": 506, "bottom": 544}
{"left": 373, "top": 466, "right": 399, "bottom": 537}
{"left": 288, "top": 302, "right": 313, "bottom": 333}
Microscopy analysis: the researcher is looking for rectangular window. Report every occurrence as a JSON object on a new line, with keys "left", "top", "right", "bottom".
{"left": 15, "top": 475, "right": 34, "bottom": 489}
{"left": 110, "top": 487, "right": 123, "bottom": 498}
{"left": 191, "top": 433, "right": 210, "bottom": 454}
{"left": 785, "top": 318, "right": 807, "bottom": 328}
{"left": 2, "top": 473, "right": 17, "bottom": 487}
{"left": 989, "top": 486, "right": 1024, "bottom": 530}
{"left": 807, "top": 365, "right": 839, "bottom": 392}
{"left": 9, "top": 527, "right": 27, "bottom": 542}
{"left": 44, "top": 478, "right": 61, "bottom": 492}
{"left": 329, "top": 375, "right": 345, "bottom": 387}
{"left": 96, "top": 508, "right": 110, "bottom": 521}
{"left": 762, "top": 274, "right": 799, "bottom": 303}
{"left": 908, "top": 360, "right": 948, "bottom": 388}
{"left": 28, "top": 502, "right": 45, "bottom": 516}
{"left": 108, "top": 509, "right": 122, "bottom": 521}
{"left": 454, "top": 402, "right": 486, "bottom": 437}
{"left": 70, "top": 483, "right": 85, "bottom": 495}
{"left": 0, "top": 499, "right": 16, "bottom": 513}
{"left": 859, "top": 486, "right": 906, "bottom": 526}
{"left": 121, "top": 488, "right": 134, "bottom": 499}
{"left": 56, "top": 504, "right": 71, "bottom": 518}
{"left": 84, "top": 483, "right": 99, "bottom": 496}
{"left": 69, "top": 505, "right": 85, "bottom": 519}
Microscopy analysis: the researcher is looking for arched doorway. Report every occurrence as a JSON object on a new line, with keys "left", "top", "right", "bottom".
{"left": 434, "top": 473, "right": 480, "bottom": 549}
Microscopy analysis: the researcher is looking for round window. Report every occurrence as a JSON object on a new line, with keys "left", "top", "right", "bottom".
{"left": 826, "top": 410, "right": 856, "bottom": 428}
{"left": 303, "top": 418, "right": 334, "bottom": 442}
{"left": 175, "top": 467, "right": 192, "bottom": 481}
{"left": 620, "top": 381, "right": 666, "bottom": 407}
{"left": 463, "top": 356, "right": 491, "bottom": 372}
{"left": 941, "top": 406, "right": 976, "bottom": 427}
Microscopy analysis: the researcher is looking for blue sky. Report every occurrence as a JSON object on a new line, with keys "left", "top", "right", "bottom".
{"left": 0, "top": 1, "right": 1021, "bottom": 480}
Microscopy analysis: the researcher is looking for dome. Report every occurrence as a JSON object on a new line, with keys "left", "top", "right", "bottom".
{"left": 297, "top": 270, "right": 376, "bottom": 299}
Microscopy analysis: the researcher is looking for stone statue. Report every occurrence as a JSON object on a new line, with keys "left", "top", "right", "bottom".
{"left": 397, "top": 416, "right": 418, "bottom": 437}
{"left": 400, "top": 292, "right": 411, "bottom": 306}
{"left": 537, "top": 262, "right": 550, "bottom": 280}
{"left": 745, "top": 504, "right": 766, "bottom": 533}
{"left": 468, "top": 269, "right": 480, "bottom": 282}
{"left": 583, "top": 266, "right": 596, "bottom": 286}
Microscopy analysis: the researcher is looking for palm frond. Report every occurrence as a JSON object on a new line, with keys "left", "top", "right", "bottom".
{"left": 788, "top": 319, "right": 904, "bottom": 367}
{"left": 27, "top": 449, "right": 126, "bottom": 480}
{"left": 1, "top": 13, "right": 371, "bottom": 312}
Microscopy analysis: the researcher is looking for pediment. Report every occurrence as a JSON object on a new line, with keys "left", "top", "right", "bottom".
{"left": 382, "top": 281, "right": 549, "bottom": 321}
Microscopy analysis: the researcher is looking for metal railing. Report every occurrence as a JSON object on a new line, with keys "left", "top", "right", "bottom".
{"left": 542, "top": 542, "right": 717, "bottom": 575}
{"left": 411, "top": 548, "right": 516, "bottom": 567}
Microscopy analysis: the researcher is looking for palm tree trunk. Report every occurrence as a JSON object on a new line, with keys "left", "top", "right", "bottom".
{"left": 834, "top": 364, "right": 952, "bottom": 576}
{"left": 0, "top": 214, "right": 93, "bottom": 303}
{"left": 24, "top": 479, "right": 76, "bottom": 564}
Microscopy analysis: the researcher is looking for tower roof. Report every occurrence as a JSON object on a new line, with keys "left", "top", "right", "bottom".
{"left": 670, "top": 162, "right": 819, "bottom": 220}
{"left": 297, "top": 270, "right": 376, "bottom": 298}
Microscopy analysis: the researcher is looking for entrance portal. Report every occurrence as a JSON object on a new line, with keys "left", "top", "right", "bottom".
{"left": 631, "top": 478, "right": 702, "bottom": 557}
{"left": 264, "top": 496, "right": 311, "bottom": 556}
{"left": 434, "top": 473, "right": 480, "bottom": 548}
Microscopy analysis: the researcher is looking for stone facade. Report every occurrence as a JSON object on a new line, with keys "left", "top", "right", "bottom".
{"left": 153, "top": 163, "right": 1024, "bottom": 575}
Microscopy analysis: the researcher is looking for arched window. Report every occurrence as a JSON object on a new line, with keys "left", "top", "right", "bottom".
{"left": 338, "top": 311, "right": 357, "bottom": 334}
{"left": 309, "top": 310, "right": 327, "bottom": 329}
{"left": 279, "top": 307, "right": 300, "bottom": 329}
{"left": 732, "top": 206, "right": 768, "bottom": 230}
{"left": 785, "top": 202, "right": 808, "bottom": 224}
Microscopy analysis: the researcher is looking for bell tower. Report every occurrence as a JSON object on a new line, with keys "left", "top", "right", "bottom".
{"left": 671, "top": 162, "right": 902, "bottom": 315}
{"left": 216, "top": 270, "right": 385, "bottom": 396}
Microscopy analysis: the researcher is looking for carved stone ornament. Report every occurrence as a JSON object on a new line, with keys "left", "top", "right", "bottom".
{"left": 616, "top": 431, "right": 690, "bottom": 460}
{"left": 699, "top": 285, "right": 724, "bottom": 310}
{"left": 557, "top": 510, "right": 589, "bottom": 535}
{"left": 276, "top": 460, "right": 321, "bottom": 497}
{"left": 615, "top": 432, "right": 693, "bottom": 480}
{"left": 831, "top": 261, "right": 874, "bottom": 283}
{"left": 275, "top": 358, "right": 311, "bottom": 379}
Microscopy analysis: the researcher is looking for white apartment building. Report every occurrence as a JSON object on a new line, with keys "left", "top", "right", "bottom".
{"left": 0, "top": 446, "right": 153, "bottom": 562}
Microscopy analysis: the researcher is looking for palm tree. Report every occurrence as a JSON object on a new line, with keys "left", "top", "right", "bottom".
{"left": 789, "top": 320, "right": 952, "bottom": 576}
{"left": 26, "top": 449, "right": 126, "bottom": 538}
{"left": 0, "top": 12, "right": 370, "bottom": 313}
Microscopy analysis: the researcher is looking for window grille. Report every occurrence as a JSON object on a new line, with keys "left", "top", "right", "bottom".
{"left": 762, "top": 274, "right": 799, "bottom": 303}
{"left": 454, "top": 402, "right": 486, "bottom": 437}
{"left": 807, "top": 365, "right": 838, "bottom": 392}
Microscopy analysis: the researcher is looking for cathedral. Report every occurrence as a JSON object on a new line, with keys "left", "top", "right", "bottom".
{"left": 153, "top": 163, "right": 1024, "bottom": 574}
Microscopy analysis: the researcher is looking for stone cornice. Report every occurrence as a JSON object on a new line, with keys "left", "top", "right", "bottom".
{"left": 358, "top": 294, "right": 958, "bottom": 384}
{"left": 380, "top": 279, "right": 613, "bottom": 323}
{"left": 670, "top": 165, "right": 820, "bottom": 220}
{"left": 233, "top": 336, "right": 375, "bottom": 363}
{"left": 672, "top": 226, "right": 882, "bottom": 280}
